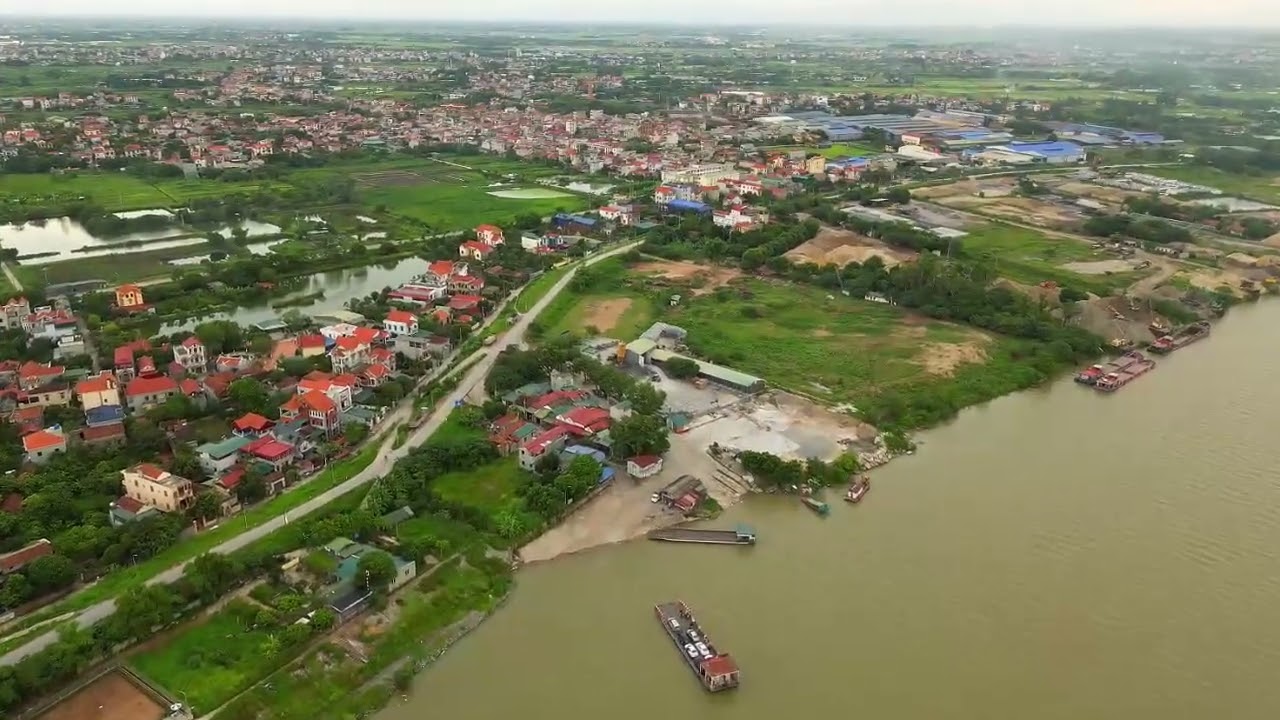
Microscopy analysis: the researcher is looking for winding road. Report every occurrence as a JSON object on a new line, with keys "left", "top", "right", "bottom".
{"left": 0, "top": 240, "right": 639, "bottom": 667}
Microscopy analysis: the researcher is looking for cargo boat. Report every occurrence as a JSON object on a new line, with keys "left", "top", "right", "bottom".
{"left": 801, "top": 496, "right": 830, "bottom": 516}
{"left": 1075, "top": 351, "right": 1145, "bottom": 386}
{"left": 654, "top": 601, "right": 741, "bottom": 692}
{"left": 1149, "top": 321, "right": 1210, "bottom": 355}
{"left": 1094, "top": 353, "right": 1156, "bottom": 393}
{"left": 845, "top": 476, "right": 871, "bottom": 503}
{"left": 647, "top": 524, "right": 757, "bottom": 545}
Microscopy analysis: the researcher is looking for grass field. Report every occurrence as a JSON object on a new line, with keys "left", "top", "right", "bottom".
{"left": 760, "top": 142, "right": 879, "bottom": 158}
{"left": 959, "top": 223, "right": 1136, "bottom": 294}
{"left": 364, "top": 179, "right": 589, "bottom": 230}
{"left": 15, "top": 242, "right": 215, "bottom": 286}
{"left": 131, "top": 600, "right": 281, "bottom": 714}
{"left": 433, "top": 458, "right": 530, "bottom": 513}
{"left": 0, "top": 172, "right": 172, "bottom": 210}
{"left": 543, "top": 288, "right": 656, "bottom": 338}
{"left": 1143, "top": 166, "right": 1280, "bottom": 204}
{"left": 396, "top": 513, "right": 484, "bottom": 551}
{"left": 669, "top": 278, "right": 993, "bottom": 402}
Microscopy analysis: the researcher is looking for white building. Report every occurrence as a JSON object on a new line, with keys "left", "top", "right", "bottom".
{"left": 660, "top": 163, "right": 739, "bottom": 186}
{"left": 173, "top": 336, "right": 207, "bottom": 373}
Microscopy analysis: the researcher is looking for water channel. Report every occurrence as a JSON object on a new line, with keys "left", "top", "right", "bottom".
{"left": 0, "top": 217, "right": 283, "bottom": 264}
{"left": 378, "top": 299, "right": 1280, "bottom": 720}
{"left": 162, "top": 257, "right": 424, "bottom": 332}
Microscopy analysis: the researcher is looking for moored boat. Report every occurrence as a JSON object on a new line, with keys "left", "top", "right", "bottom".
{"left": 801, "top": 496, "right": 830, "bottom": 516}
{"left": 845, "top": 476, "right": 871, "bottom": 503}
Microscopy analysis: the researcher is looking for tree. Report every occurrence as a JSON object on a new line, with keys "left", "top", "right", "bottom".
{"left": 228, "top": 378, "right": 273, "bottom": 416}
{"left": 611, "top": 414, "right": 671, "bottom": 459}
{"left": 302, "top": 550, "right": 338, "bottom": 580}
{"left": 663, "top": 357, "right": 701, "bottom": 380}
{"left": 311, "top": 608, "right": 337, "bottom": 631}
{"left": 235, "top": 467, "right": 269, "bottom": 505}
{"left": 23, "top": 555, "right": 76, "bottom": 594}
{"left": 184, "top": 553, "right": 241, "bottom": 603}
{"left": 356, "top": 550, "right": 397, "bottom": 592}
{"left": 191, "top": 491, "right": 224, "bottom": 523}
{"left": 343, "top": 423, "right": 369, "bottom": 446}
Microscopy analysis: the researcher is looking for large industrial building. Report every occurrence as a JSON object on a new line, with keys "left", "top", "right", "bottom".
{"left": 624, "top": 323, "right": 765, "bottom": 393}
{"left": 969, "top": 140, "right": 1085, "bottom": 166}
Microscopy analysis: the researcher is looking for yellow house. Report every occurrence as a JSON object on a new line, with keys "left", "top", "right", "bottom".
{"left": 805, "top": 155, "right": 827, "bottom": 175}
{"left": 75, "top": 371, "right": 121, "bottom": 411}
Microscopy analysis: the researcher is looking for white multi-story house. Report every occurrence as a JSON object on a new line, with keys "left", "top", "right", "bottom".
{"left": 173, "top": 336, "right": 208, "bottom": 373}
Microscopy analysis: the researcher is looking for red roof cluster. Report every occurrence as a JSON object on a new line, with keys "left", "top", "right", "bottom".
{"left": 125, "top": 374, "right": 178, "bottom": 398}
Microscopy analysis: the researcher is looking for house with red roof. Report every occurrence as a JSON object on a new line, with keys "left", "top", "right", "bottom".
{"left": 0, "top": 539, "right": 53, "bottom": 575}
{"left": 280, "top": 389, "right": 340, "bottom": 437}
{"left": 627, "top": 455, "right": 664, "bottom": 478}
{"left": 215, "top": 353, "right": 255, "bottom": 374}
{"left": 518, "top": 425, "right": 574, "bottom": 470}
{"left": 174, "top": 335, "right": 207, "bottom": 373}
{"left": 297, "top": 334, "right": 328, "bottom": 357}
{"left": 556, "top": 406, "right": 612, "bottom": 436}
{"left": 18, "top": 362, "right": 64, "bottom": 392}
{"left": 423, "top": 260, "right": 465, "bottom": 287}
{"left": 447, "top": 294, "right": 483, "bottom": 313}
{"left": 114, "top": 346, "right": 137, "bottom": 382}
{"left": 459, "top": 240, "right": 495, "bottom": 262}
{"left": 244, "top": 435, "right": 296, "bottom": 472}
{"left": 488, "top": 413, "right": 540, "bottom": 456}
{"left": 125, "top": 374, "right": 178, "bottom": 412}
{"left": 22, "top": 427, "right": 67, "bottom": 464}
{"left": 359, "top": 363, "right": 391, "bottom": 387}
{"left": 232, "top": 412, "right": 274, "bottom": 437}
{"left": 330, "top": 336, "right": 371, "bottom": 374}
{"left": 76, "top": 422, "right": 127, "bottom": 449}
{"left": 475, "top": 224, "right": 505, "bottom": 246}
{"left": 11, "top": 406, "right": 43, "bottom": 435}
{"left": 115, "top": 283, "right": 147, "bottom": 311}
{"left": 384, "top": 309, "right": 418, "bottom": 337}
{"left": 448, "top": 274, "right": 485, "bottom": 293}
{"left": 0, "top": 296, "right": 31, "bottom": 330}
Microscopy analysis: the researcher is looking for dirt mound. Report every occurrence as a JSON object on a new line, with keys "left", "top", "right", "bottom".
{"left": 581, "top": 298, "right": 632, "bottom": 332}
{"left": 994, "top": 278, "right": 1061, "bottom": 304}
{"left": 1263, "top": 231, "right": 1280, "bottom": 248}
{"left": 785, "top": 226, "right": 918, "bottom": 268}
{"left": 1074, "top": 296, "right": 1161, "bottom": 343}
{"left": 918, "top": 341, "right": 990, "bottom": 377}
{"left": 632, "top": 260, "right": 741, "bottom": 294}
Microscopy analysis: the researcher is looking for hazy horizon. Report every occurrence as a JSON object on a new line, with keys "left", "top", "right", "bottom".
{"left": 2, "top": 0, "right": 1279, "bottom": 28}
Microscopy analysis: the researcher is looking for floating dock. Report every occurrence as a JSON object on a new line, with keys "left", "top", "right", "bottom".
{"left": 1149, "top": 321, "right": 1210, "bottom": 355}
{"left": 654, "top": 601, "right": 740, "bottom": 692}
{"left": 648, "top": 524, "right": 757, "bottom": 545}
{"left": 1095, "top": 352, "right": 1156, "bottom": 392}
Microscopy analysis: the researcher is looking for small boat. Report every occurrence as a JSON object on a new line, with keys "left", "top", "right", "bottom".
{"left": 801, "top": 496, "right": 830, "bottom": 516}
{"left": 844, "top": 476, "right": 871, "bottom": 503}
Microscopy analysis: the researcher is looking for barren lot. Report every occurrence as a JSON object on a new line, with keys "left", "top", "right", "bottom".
{"left": 39, "top": 671, "right": 165, "bottom": 720}
{"left": 785, "top": 225, "right": 919, "bottom": 268}
{"left": 941, "top": 195, "right": 1085, "bottom": 228}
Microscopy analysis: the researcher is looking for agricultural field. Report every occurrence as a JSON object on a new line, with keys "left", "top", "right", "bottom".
{"left": 665, "top": 276, "right": 996, "bottom": 401}
{"left": 130, "top": 600, "right": 288, "bottom": 715}
{"left": 1143, "top": 166, "right": 1280, "bottom": 205}
{"left": 432, "top": 458, "right": 530, "bottom": 514}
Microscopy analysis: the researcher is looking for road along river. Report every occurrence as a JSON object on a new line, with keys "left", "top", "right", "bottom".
{"left": 379, "top": 299, "right": 1280, "bottom": 720}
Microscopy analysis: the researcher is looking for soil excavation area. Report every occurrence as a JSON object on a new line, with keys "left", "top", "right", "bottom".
{"left": 38, "top": 671, "right": 166, "bottom": 720}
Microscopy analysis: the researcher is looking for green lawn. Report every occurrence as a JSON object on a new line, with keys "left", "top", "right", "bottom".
{"left": 152, "top": 179, "right": 296, "bottom": 203}
{"left": 669, "top": 278, "right": 991, "bottom": 402}
{"left": 396, "top": 513, "right": 483, "bottom": 552}
{"left": 433, "top": 458, "right": 530, "bottom": 513}
{"left": 7, "top": 444, "right": 380, "bottom": 632}
{"left": 364, "top": 180, "right": 589, "bottom": 231}
{"left": 15, "top": 241, "right": 214, "bottom": 286}
{"left": 131, "top": 600, "right": 284, "bottom": 714}
{"left": 959, "top": 223, "right": 1138, "bottom": 294}
{"left": 0, "top": 172, "right": 172, "bottom": 210}
{"left": 1143, "top": 166, "right": 1280, "bottom": 204}
{"left": 818, "top": 142, "right": 880, "bottom": 158}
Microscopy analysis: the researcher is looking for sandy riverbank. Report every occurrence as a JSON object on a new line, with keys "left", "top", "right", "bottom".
{"left": 519, "top": 391, "right": 883, "bottom": 563}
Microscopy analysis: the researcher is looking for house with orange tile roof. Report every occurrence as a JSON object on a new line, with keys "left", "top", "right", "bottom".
{"left": 475, "top": 224, "right": 505, "bottom": 246}
{"left": 124, "top": 374, "right": 178, "bottom": 412}
{"left": 280, "top": 389, "right": 341, "bottom": 436}
{"left": 22, "top": 427, "right": 66, "bottom": 464}
{"left": 75, "top": 371, "right": 120, "bottom": 411}
{"left": 383, "top": 309, "right": 418, "bottom": 337}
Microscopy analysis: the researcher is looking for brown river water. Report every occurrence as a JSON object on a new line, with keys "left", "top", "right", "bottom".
{"left": 378, "top": 301, "right": 1280, "bottom": 720}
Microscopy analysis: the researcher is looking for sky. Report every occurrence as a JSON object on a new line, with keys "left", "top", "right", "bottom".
{"left": 2, "top": 0, "right": 1279, "bottom": 27}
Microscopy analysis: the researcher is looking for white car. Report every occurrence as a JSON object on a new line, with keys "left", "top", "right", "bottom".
{"left": 684, "top": 643, "right": 699, "bottom": 657}
{"left": 689, "top": 630, "right": 701, "bottom": 642}
{"left": 651, "top": 493, "right": 661, "bottom": 503}
{"left": 696, "top": 642, "right": 710, "bottom": 655}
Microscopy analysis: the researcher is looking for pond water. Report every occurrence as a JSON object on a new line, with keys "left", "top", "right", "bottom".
{"left": 162, "top": 256, "right": 425, "bottom": 332}
{"left": 0, "top": 217, "right": 284, "bottom": 264}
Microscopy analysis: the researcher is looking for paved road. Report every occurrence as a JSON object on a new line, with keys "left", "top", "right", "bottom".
{"left": 0, "top": 241, "right": 639, "bottom": 666}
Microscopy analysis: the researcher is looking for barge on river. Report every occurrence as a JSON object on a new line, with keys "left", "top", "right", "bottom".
{"left": 845, "top": 476, "right": 871, "bottom": 503}
{"left": 654, "top": 601, "right": 740, "bottom": 692}
{"left": 1150, "top": 321, "right": 1210, "bottom": 355}
{"left": 1094, "top": 352, "right": 1156, "bottom": 393}
{"left": 1075, "top": 351, "right": 1145, "bottom": 386}
{"left": 647, "top": 524, "right": 757, "bottom": 545}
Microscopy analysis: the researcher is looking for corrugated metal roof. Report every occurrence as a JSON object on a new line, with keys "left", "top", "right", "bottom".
{"left": 650, "top": 350, "right": 764, "bottom": 390}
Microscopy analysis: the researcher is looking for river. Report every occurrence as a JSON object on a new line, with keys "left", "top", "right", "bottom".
{"left": 378, "top": 299, "right": 1280, "bottom": 720}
